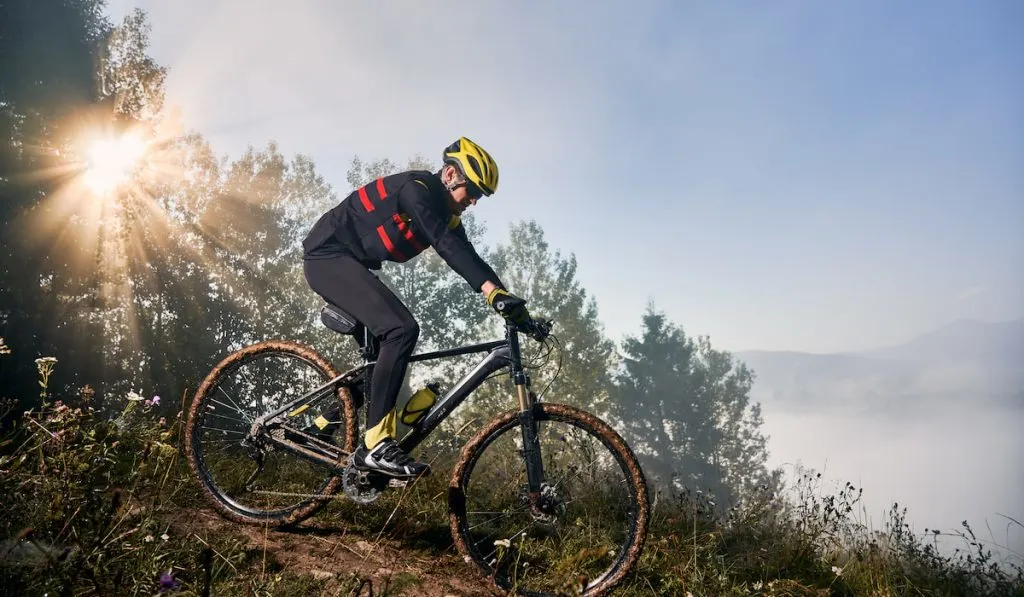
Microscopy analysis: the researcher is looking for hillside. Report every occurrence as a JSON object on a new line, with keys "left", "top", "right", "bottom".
{"left": 736, "top": 318, "right": 1024, "bottom": 414}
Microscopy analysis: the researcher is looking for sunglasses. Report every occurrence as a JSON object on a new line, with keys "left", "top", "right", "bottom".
{"left": 452, "top": 179, "right": 484, "bottom": 200}
{"left": 465, "top": 181, "right": 484, "bottom": 200}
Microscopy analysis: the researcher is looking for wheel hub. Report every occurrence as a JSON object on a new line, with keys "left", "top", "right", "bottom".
{"left": 519, "top": 483, "right": 563, "bottom": 525}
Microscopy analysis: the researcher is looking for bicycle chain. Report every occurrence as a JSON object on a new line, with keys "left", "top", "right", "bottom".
{"left": 249, "top": 488, "right": 349, "bottom": 500}
{"left": 247, "top": 478, "right": 410, "bottom": 501}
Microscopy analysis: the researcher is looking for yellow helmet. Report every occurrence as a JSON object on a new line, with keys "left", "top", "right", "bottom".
{"left": 442, "top": 136, "right": 499, "bottom": 196}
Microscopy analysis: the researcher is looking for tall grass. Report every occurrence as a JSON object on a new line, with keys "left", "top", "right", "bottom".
{"left": 1, "top": 354, "right": 1021, "bottom": 595}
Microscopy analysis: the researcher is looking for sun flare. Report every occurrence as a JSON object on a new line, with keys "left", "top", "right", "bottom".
{"left": 81, "top": 133, "right": 149, "bottom": 195}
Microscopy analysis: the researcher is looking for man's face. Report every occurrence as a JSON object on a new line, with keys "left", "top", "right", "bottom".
{"left": 443, "top": 165, "right": 482, "bottom": 215}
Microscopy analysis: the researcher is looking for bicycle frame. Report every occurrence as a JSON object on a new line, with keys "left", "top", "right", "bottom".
{"left": 253, "top": 321, "right": 548, "bottom": 494}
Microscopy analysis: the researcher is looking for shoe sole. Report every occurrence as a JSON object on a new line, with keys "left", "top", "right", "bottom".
{"left": 351, "top": 463, "right": 431, "bottom": 479}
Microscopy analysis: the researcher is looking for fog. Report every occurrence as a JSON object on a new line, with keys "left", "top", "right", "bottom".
{"left": 762, "top": 401, "right": 1024, "bottom": 562}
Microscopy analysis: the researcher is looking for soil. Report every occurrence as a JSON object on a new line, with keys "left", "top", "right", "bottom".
{"left": 173, "top": 507, "right": 503, "bottom": 596}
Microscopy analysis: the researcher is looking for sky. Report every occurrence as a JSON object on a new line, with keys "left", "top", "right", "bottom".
{"left": 101, "top": 0, "right": 1024, "bottom": 354}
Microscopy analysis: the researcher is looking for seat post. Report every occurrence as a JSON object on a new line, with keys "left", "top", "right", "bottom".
{"left": 360, "top": 326, "right": 380, "bottom": 361}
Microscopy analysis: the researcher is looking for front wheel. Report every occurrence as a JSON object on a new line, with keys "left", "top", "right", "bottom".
{"left": 449, "top": 403, "right": 650, "bottom": 596}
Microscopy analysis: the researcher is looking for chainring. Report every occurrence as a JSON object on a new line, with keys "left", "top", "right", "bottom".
{"left": 342, "top": 462, "right": 382, "bottom": 504}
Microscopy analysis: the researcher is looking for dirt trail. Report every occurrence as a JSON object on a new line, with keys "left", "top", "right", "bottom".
{"left": 174, "top": 507, "right": 501, "bottom": 596}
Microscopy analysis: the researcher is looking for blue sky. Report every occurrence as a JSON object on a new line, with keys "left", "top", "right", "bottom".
{"left": 104, "top": 0, "right": 1023, "bottom": 353}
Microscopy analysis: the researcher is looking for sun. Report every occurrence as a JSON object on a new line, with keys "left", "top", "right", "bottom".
{"left": 81, "top": 133, "right": 149, "bottom": 195}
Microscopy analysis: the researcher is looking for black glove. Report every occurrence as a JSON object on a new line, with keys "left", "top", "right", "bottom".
{"left": 486, "top": 288, "right": 531, "bottom": 325}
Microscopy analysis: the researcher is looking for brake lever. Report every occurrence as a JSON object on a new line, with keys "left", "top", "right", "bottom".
{"left": 528, "top": 318, "right": 553, "bottom": 342}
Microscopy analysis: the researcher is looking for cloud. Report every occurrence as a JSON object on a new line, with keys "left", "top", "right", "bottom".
{"left": 957, "top": 285, "right": 986, "bottom": 301}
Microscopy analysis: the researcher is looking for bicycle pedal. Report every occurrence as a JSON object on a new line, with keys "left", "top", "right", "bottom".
{"left": 388, "top": 479, "right": 409, "bottom": 489}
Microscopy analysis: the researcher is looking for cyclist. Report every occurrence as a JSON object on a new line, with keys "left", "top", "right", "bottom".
{"left": 301, "top": 137, "right": 532, "bottom": 478}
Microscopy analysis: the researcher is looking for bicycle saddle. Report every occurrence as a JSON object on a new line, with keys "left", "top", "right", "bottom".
{"left": 320, "top": 303, "right": 359, "bottom": 335}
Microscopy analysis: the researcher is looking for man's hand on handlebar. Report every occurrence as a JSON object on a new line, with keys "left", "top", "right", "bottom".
{"left": 486, "top": 287, "right": 531, "bottom": 326}
{"left": 482, "top": 283, "right": 551, "bottom": 342}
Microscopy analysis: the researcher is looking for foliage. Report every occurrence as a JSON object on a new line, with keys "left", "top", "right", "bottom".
{"left": 0, "top": 0, "right": 114, "bottom": 412}
{"left": 469, "top": 220, "right": 619, "bottom": 418}
{"left": 1, "top": 362, "right": 1020, "bottom": 596}
{"left": 614, "top": 303, "right": 781, "bottom": 506}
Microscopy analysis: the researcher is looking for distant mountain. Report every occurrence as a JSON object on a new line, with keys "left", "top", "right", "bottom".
{"left": 861, "top": 317, "right": 1024, "bottom": 365}
{"left": 735, "top": 318, "right": 1024, "bottom": 415}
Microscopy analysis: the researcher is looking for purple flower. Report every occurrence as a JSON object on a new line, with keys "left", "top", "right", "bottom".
{"left": 159, "top": 570, "right": 180, "bottom": 592}
{"left": 152, "top": 395, "right": 161, "bottom": 406}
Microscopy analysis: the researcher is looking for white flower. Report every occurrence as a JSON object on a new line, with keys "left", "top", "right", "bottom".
{"left": 144, "top": 535, "right": 154, "bottom": 543}
{"left": 832, "top": 565, "right": 843, "bottom": 576}
{"left": 161, "top": 533, "right": 169, "bottom": 541}
{"left": 127, "top": 391, "right": 145, "bottom": 402}
{"left": 494, "top": 538, "right": 511, "bottom": 548}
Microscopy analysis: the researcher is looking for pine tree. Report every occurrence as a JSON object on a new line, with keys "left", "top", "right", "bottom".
{"left": 614, "top": 303, "right": 780, "bottom": 505}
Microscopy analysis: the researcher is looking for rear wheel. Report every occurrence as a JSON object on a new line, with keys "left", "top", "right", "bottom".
{"left": 185, "top": 340, "right": 357, "bottom": 526}
{"left": 449, "top": 403, "right": 650, "bottom": 595}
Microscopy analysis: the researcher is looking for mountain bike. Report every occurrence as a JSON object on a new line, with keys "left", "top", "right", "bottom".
{"left": 185, "top": 301, "right": 650, "bottom": 596}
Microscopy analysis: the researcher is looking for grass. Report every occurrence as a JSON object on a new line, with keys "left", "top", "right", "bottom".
{"left": 1, "top": 371, "right": 1021, "bottom": 596}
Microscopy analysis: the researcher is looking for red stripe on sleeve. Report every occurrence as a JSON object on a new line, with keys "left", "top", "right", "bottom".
{"left": 358, "top": 186, "right": 374, "bottom": 212}
{"left": 392, "top": 214, "right": 426, "bottom": 252}
{"left": 376, "top": 225, "right": 406, "bottom": 262}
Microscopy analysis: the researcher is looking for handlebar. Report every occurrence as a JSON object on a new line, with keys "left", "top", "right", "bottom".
{"left": 515, "top": 317, "right": 553, "bottom": 342}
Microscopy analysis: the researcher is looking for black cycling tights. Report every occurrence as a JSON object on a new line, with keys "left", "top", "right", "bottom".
{"left": 303, "top": 255, "right": 419, "bottom": 441}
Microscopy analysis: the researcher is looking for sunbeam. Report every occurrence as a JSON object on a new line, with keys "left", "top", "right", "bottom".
{"left": 82, "top": 132, "right": 148, "bottom": 195}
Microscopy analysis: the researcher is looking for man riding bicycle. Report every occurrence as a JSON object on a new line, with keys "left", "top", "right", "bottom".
{"left": 301, "top": 137, "right": 531, "bottom": 479}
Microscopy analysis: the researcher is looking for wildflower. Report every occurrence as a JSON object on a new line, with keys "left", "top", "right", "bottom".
{"left": 494, "top": 538, "right": 511, "bottom": 548}
{"left": 127, "top": 391, "right": 145, "bottom": 402}
{"left": 158, "top": 570, "right": 180, "bottom": 592}
{"left": 144, "top": 535, "right": 154, "bottom": 543}
{"left": 0, "top": 337, "right": 11, "bottom": 355}
{"left": 152, "top": 395, "right": 161, "bottom": 406}
{"left": 161, "top": 533, "right": 169, "bottom": 541}
{"left": 35, "top": 356, "right": 58, "bottom": 367}
{"left": 832, "top": 565, "right": 843, "bottom": 576}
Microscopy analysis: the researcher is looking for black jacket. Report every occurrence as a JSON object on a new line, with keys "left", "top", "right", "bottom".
{"left": 302, "top": 170, "right": 503, "bottom": 291}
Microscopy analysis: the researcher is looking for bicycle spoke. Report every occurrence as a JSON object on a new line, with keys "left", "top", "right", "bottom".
{"left": 453, "top": 405, "right": 648, "bottom": 595}
{"left": 210, "top": 391, "right": 253, "bottom": 425}
{"left": 188, "top": 343, "right": 352, "bottom": 523}
{"left": 467, "top": 509, "right": 529, "bottom": 531}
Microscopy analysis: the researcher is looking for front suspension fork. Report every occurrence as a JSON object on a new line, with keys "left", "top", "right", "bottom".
{"left": 516, "top": 374, "right": 547, "bottom": 507}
